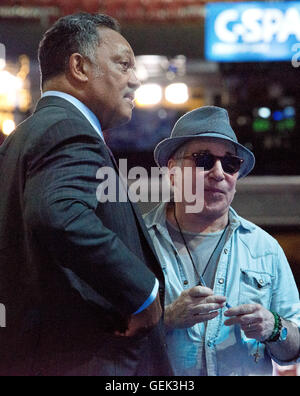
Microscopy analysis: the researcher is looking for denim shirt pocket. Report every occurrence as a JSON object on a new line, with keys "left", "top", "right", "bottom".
{"left": 239, "top": 269, "right": 273, "bottom": 307}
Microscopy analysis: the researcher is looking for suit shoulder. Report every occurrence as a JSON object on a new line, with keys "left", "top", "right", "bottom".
{"left": 18, "top": 105, "right": 102, "bottom": 151}
{"left": 28, "top": 104, "right": 94, "bottom": 136}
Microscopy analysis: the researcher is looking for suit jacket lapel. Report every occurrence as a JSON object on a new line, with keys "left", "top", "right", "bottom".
{"left": 105, "top": 147, "right": 163, "bottom": 272}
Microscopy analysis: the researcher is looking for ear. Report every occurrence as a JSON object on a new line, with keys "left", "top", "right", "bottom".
{"left": 68, "top": 53, "right": 89, "bottom": 83}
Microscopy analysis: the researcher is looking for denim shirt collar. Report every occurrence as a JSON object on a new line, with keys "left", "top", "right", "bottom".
{"left": 145, "top": 202, "right": 255, "bottom": 238}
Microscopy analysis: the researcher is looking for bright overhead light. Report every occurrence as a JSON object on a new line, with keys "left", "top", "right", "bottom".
{"left": 165, "top": 83, "right": 189, "bottom": 105}
{"left": 135, "top": 84, "right": 163, "bottom": 107}
{"left": 0, "top": 71, "right": 23, "bottom": 94}
{"left": 135, "top": 63, "right": 149, "bottom": 82}
{"left": 258, "top": 107, "right": 271, "bottom": 119}
{"left": 2, "top": 119, "right": 15, "bottom": 136}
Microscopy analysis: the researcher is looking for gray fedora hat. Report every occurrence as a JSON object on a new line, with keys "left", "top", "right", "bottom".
{"left": 154, "top": 106, "right": 255, "bottom": 179}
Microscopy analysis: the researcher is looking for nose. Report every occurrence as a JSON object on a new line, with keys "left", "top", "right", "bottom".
{"left": 208, "top": 159, "right": 225, "bottom": 181}
{"left": 129, "top": 69, "right": 141, "bottom": 91}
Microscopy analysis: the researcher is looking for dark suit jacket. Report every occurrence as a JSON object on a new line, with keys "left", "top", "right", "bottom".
{"left": 0, "top": 96, "right": 172, "bottom": 376}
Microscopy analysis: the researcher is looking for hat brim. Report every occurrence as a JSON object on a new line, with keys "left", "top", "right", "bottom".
{"left": 154, "top": 133, "right": 255, "bottom": 179}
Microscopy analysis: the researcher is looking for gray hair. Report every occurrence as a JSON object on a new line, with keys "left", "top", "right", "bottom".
{"left": 170, "top": 141, "right": 190, "bottom": 166}
{"left": 38, "top": 13, "right": 120, "bottom": 87}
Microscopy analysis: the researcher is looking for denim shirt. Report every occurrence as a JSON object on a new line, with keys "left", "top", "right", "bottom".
{"left": 144, "top": 203, "right": 300, "bottom": 376}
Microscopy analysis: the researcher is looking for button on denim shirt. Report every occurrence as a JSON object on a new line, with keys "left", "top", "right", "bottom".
{"left": 144, "top": 203, "right": 300, "bottom": 376}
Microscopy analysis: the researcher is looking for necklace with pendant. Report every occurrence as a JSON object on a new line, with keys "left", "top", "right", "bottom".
{"left": 173, "top": 205, "right": 227, "bottom": 288}
{"left": 253, "top": 342, "right": 261, "bottom": 364}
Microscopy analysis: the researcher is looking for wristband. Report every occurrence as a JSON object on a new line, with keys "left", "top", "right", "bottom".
{"left": 263, "top": 312, "right": 282, "bottom": 343}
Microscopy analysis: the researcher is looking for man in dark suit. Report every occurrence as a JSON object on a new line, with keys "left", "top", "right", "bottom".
{"left": 0, "top": 13, "right": 172, "bottom": 376}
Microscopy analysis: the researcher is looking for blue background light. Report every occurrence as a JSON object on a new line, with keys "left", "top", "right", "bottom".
{"left": 283, "top": 106, "right": 296, "bottom": 118}
{"left": 273, "top": 111, "right": 284, "bottom": 121}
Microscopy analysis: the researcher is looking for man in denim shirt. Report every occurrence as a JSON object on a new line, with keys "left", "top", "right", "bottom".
{"left": 144, "top": 106, "right": 300, "bottom": 376}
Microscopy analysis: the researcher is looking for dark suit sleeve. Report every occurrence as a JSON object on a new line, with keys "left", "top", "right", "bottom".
{"left": 23, "top": 118, "right": 156, "bottom": 315}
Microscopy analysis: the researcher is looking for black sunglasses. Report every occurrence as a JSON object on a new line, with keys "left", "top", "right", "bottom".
{"left": 180, "top": 152, "right": 244, "bottom": 175}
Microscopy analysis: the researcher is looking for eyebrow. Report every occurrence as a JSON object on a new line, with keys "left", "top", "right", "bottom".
{"left": 115, "top": 50, "right": 136, "bottom": 66}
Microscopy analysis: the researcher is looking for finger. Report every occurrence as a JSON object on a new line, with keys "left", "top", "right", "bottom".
{"left": 121, "top": 325, "right": 152, "bottom": 338}
{"left": 224, "top": 317, "right": 241, "bottom": 326}
{"left": 239, "top": 313, "right": 262, "bottom": 329}
{"left": 192, "top": 302, "right": 225, "bottom": 316}
{"left": 224, "top": 304, "right": 259, "bottom": 318}
{"left": 242, "top": 322, "right": 263, "bottom": 340}
{"left": 224, "top": 313, "right": 259, "bottom": 327}
{"left": 243, "top": 331, "right": 259, "bottom": 340}
{"left": 203, "top": 295, "right": 227, "bottom": 305}
{"left": 190, "top": 295, "right": 227, "bottom": 307}
{"left": 193, "top": 311, "right": 219, "bottom": 324}
{"left": 242, "top": 323, "right": 261, "bottom": 334}
{"left": 188, "top": 286, "right": 214, "bottom": 299}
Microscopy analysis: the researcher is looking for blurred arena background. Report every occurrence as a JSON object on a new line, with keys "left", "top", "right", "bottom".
{"left": 0, "top": 0, "right": 299, "bottom": 375}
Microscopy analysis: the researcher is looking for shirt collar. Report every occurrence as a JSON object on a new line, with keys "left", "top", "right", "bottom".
{"left": 42, "top": 91, "right": 104, "bottom": 141}
{"left": 145, "top": 202, "right": 255, "bottom": 233}
{"left": 145, "top": 203, "right": 175, "bottom": 245}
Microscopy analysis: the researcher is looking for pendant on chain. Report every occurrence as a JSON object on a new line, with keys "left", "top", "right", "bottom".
{"left": 253, "top": 342, "right": 261, "bottom": 363}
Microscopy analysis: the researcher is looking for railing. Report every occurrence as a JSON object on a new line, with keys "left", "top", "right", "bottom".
{"left": 234, "top": 176, "right": 300, "bottom": 227}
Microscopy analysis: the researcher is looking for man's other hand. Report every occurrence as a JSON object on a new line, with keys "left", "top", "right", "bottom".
{"left": 115, "top": 293, "right": 162, "bottom": 337}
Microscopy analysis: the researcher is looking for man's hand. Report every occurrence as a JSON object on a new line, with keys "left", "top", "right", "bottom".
{"left": 165, "top": 286, "right": 227, "bottom": 330}
{"left": 224, "top": 304, "right": 275, "bottom": 341}
{"left": 115, "top": 293, "right": 162, "bottom": 338}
